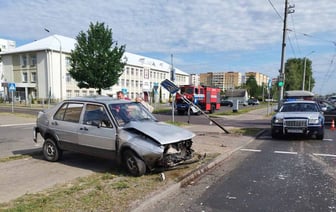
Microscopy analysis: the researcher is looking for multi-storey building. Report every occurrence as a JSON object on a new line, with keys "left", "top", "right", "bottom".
{"left": 189, "top": 73, "right": 200, "bottom": 86}
{"left": 0, "top": 38, "right": 16, "bottom": 97}
{"left": 0, "top": 35, "right": 189, "bottom": 103}
{"left": 223, "top": 72, "right": 242, "bottom": 91}
{"left": 199, "top": 72, "right": 213, "bottom": 86}
{"left": 212, "top": 72, "right": 225, "bottom": 90}
{"left": 245, "top": 72, "right": 269, "bottom": 87}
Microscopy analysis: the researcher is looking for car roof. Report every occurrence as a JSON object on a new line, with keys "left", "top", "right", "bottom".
{"left": 66, "top": 96, "right": 131, "bottom": 104}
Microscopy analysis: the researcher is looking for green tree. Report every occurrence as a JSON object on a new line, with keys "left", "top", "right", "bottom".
{"left": 245, "top": 76, "right": 258, "bottom": 97}
{"left": 284, "top": 58, "right": 314, "bottom": 91}
{"left": 69, "top": 22, "right": 126, "bottom": 95}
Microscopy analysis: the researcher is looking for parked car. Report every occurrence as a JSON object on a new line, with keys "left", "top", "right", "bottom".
{"left": 248, "top": 98, "right": 260, "bottom": 105}
{"left": 316, "top": 100, "right": 336, "bottom": 125}
{"left": 271, "top": 100, "right": 325, "bottom": 139}
{"left": 220, "top": 99, "right": 233, "bottom": 107}
{"left": 239, "top": 100, "right": 248, "bottom": 106}
{"left": 33, "top": 96, "right": 195, "bottom": 176}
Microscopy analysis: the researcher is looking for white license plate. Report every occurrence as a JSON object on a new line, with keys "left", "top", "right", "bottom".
{"left": 287, "top": 129, "right": 303, "bottom": 133}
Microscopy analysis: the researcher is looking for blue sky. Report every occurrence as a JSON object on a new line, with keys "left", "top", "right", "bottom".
{"left": 1, "top": 0, "right": 336, "bottom": 95}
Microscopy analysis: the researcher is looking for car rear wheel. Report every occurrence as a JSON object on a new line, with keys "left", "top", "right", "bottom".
{"left": 43, "top": 138, "right": 62, "bottom": 162}
{"left": 123, "top": 150, "right": 146, "bottom": 177}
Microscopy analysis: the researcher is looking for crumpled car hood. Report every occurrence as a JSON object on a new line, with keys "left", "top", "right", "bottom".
{"left": 123, "top": 121, "right": 195, "bottom": 145}
{"left": 275, "top": 112, "right": 320, "bottom": 119}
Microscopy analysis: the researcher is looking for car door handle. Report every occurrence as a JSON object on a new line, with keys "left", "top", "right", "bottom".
{"left": 80, "top": 127, "right": 88, "bottom": 131}
{"left": 51, "top": 121, "right": 58, "bottom": 125}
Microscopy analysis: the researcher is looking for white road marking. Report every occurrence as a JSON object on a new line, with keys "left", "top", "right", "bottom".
{"left": 240, "top": 148, "right": 261, "bottom": 152}
{"left": 323, "top": 139, "right": 333, "bottom": 141}
{"left": 274, "top": 151, "right": 298, "bottom": 155}
{"left": 0, "top": 123, "right": 35, "bottom": 127}
{"left": 313, "top": 153, "right": 336, "bottom": 158}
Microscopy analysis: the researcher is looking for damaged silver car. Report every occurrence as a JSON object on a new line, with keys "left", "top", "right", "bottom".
{"left": 33, "top": 96, "right": 195, "bottom": 176}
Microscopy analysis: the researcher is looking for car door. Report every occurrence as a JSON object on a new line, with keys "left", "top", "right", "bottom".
{"left": 51, "top": 102, "right": 84, "bottom": 146}
{"left": 77, "top": 103, "right": 117, "bottom": 152}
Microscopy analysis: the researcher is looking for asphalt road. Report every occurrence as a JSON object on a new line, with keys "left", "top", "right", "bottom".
{"left": 145, "top": 129, "right": 336, "bottom": 211}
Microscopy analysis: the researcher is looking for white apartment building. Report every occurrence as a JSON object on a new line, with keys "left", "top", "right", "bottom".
{"left": 0, "top": 35, "right": 189, "bottom": 103}
{"left": 0, "top": 38, "right": 16, "bottom": 97}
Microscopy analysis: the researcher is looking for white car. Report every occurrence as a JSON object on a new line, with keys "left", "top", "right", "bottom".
{"left": 271, "top": 100, "right": 325, "bottom": 139}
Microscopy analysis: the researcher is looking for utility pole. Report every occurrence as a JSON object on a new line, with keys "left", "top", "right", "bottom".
{"left": 278, "top": 0, "right": 295, "bottom": 109}
{"left": 170, "top": 54, "right": 175, "bottom": 122}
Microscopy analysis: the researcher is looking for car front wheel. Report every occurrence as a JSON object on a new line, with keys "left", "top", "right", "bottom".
{"left": 43, "top": 138, "right": 62, "bottom": 162}
{"left": 123, "top": 150, "right": 146, "bottom": 177}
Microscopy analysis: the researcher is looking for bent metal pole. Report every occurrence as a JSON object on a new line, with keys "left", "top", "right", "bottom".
{"left": 180, "top": 93, "right": 230, "bottom": 134}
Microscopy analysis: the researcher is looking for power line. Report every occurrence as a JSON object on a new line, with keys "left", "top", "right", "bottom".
{"left": 267, "top": 0, "right": 283, "bottom": 21}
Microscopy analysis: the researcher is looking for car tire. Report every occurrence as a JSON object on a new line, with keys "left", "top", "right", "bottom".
{"left": 271, "top": 129, "right": 281, "bottom": 139}
{"left": 316, "top": 131, "right": 324, "bottom": 140}
{"left": 123, "top": 150, "right": 146, "bottom": 177}
{"left": 43, "top": 138, "right": 62, "bottom": 162}
{"left": 209, "top": 104, "right": 215, "bottom": 114}
{"left": 177, "top": 110, "right": 185, "bottom": 115}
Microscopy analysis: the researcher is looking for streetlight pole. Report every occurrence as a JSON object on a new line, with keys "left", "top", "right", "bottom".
{"left": 302, "top": 51, "right": 314, "bottom": 91}
{"left": 44, "top": 28, "right": 63, "bottom": 101}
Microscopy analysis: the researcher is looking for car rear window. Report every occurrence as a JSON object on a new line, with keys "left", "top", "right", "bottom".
{"left": 54, "top": 103, "right": 84, "bottom": 123}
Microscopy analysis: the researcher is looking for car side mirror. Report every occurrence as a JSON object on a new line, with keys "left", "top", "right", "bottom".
{"left": 320, "top": 107, "right": 327, "bottom": 112}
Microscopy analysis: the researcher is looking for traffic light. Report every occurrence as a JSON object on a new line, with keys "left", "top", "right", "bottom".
{"left": 278, "top": 81, "right": 284, "bottom": 87}
{"left": 278, "top": 74, "right": 284, "bottom": 87}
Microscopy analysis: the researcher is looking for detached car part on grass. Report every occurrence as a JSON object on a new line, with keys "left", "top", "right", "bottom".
{"left": 33, "top": 96, "right": 195, "bottom": 176}
{"left": 271, "top": 100, "right": 325, "bottom": 140}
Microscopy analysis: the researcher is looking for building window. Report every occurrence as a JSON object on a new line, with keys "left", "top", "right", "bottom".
{"left": 74, "top": 90, "right": 80, "bottom": 96}
{"left": 21, "top": 55, "right": 27, "bottom": 67}
{"left": 131, "top": 80, "right": 134, "bottom": 87}
{"left": 66, "top": 90, "right": 72, "bottom": 98}
{"left": 30, "top": 54, "right": 37, "bottom": 67}
{"left": 31, "top": 72, "right": 37, "bottom": 82}
{"left": 82, "top": 90, "right": 87, "bottom": 96}
{"left": 121, "top": 79, "right": 125, "bottom": 86}
{"left": 126, "top": 79, "right": 129, "bottom": 86}
{"left": 89, "top": 91, "right": 95, "bottom": 96}
{"left": 22, "top": 72, "right": 28, "bottom": 82}
{"left": 66, "top": 57, "right": 71, "bottom": 67}
{"left": 66, "top": 73, "right": 71, "bottom": 82}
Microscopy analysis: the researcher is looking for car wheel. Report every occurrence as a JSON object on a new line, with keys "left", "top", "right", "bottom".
{"left": 177, "top": 110, "right": 185, "bottom": 115}
{"left": 123, "top": 150, "right": 146, "bottom": 177}
{"left": 43, "top": 138, "right": 62, "bottom": 162}
{"left": 271, "top": 129, "right": 280, "bottom": 139}
{"left": 316, "top": 131, "right": 324, "bottom": 140}
{"left": 209, "top": 104, "right": 215, "bottom": 114}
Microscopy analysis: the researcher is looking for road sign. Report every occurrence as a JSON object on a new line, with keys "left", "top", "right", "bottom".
{"left": 8, "top": 83, "right": 16, "bottom": 92}
{"left": 161, "top": 79, "right": 179, "bottom": 94}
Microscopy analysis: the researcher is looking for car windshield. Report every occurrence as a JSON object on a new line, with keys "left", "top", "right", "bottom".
{"left": 280, "top": 102, "right": 319, "bottom": 112}
{"left": 109, "top": 102, "right": 157, "bottom": 126}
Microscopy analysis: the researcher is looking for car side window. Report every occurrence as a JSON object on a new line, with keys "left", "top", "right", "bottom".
{"left": 84, "top": 104, "right": 112, "bottom": 128}
{"left": 54, "top": 103, "right": 83, "bottom": 123}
